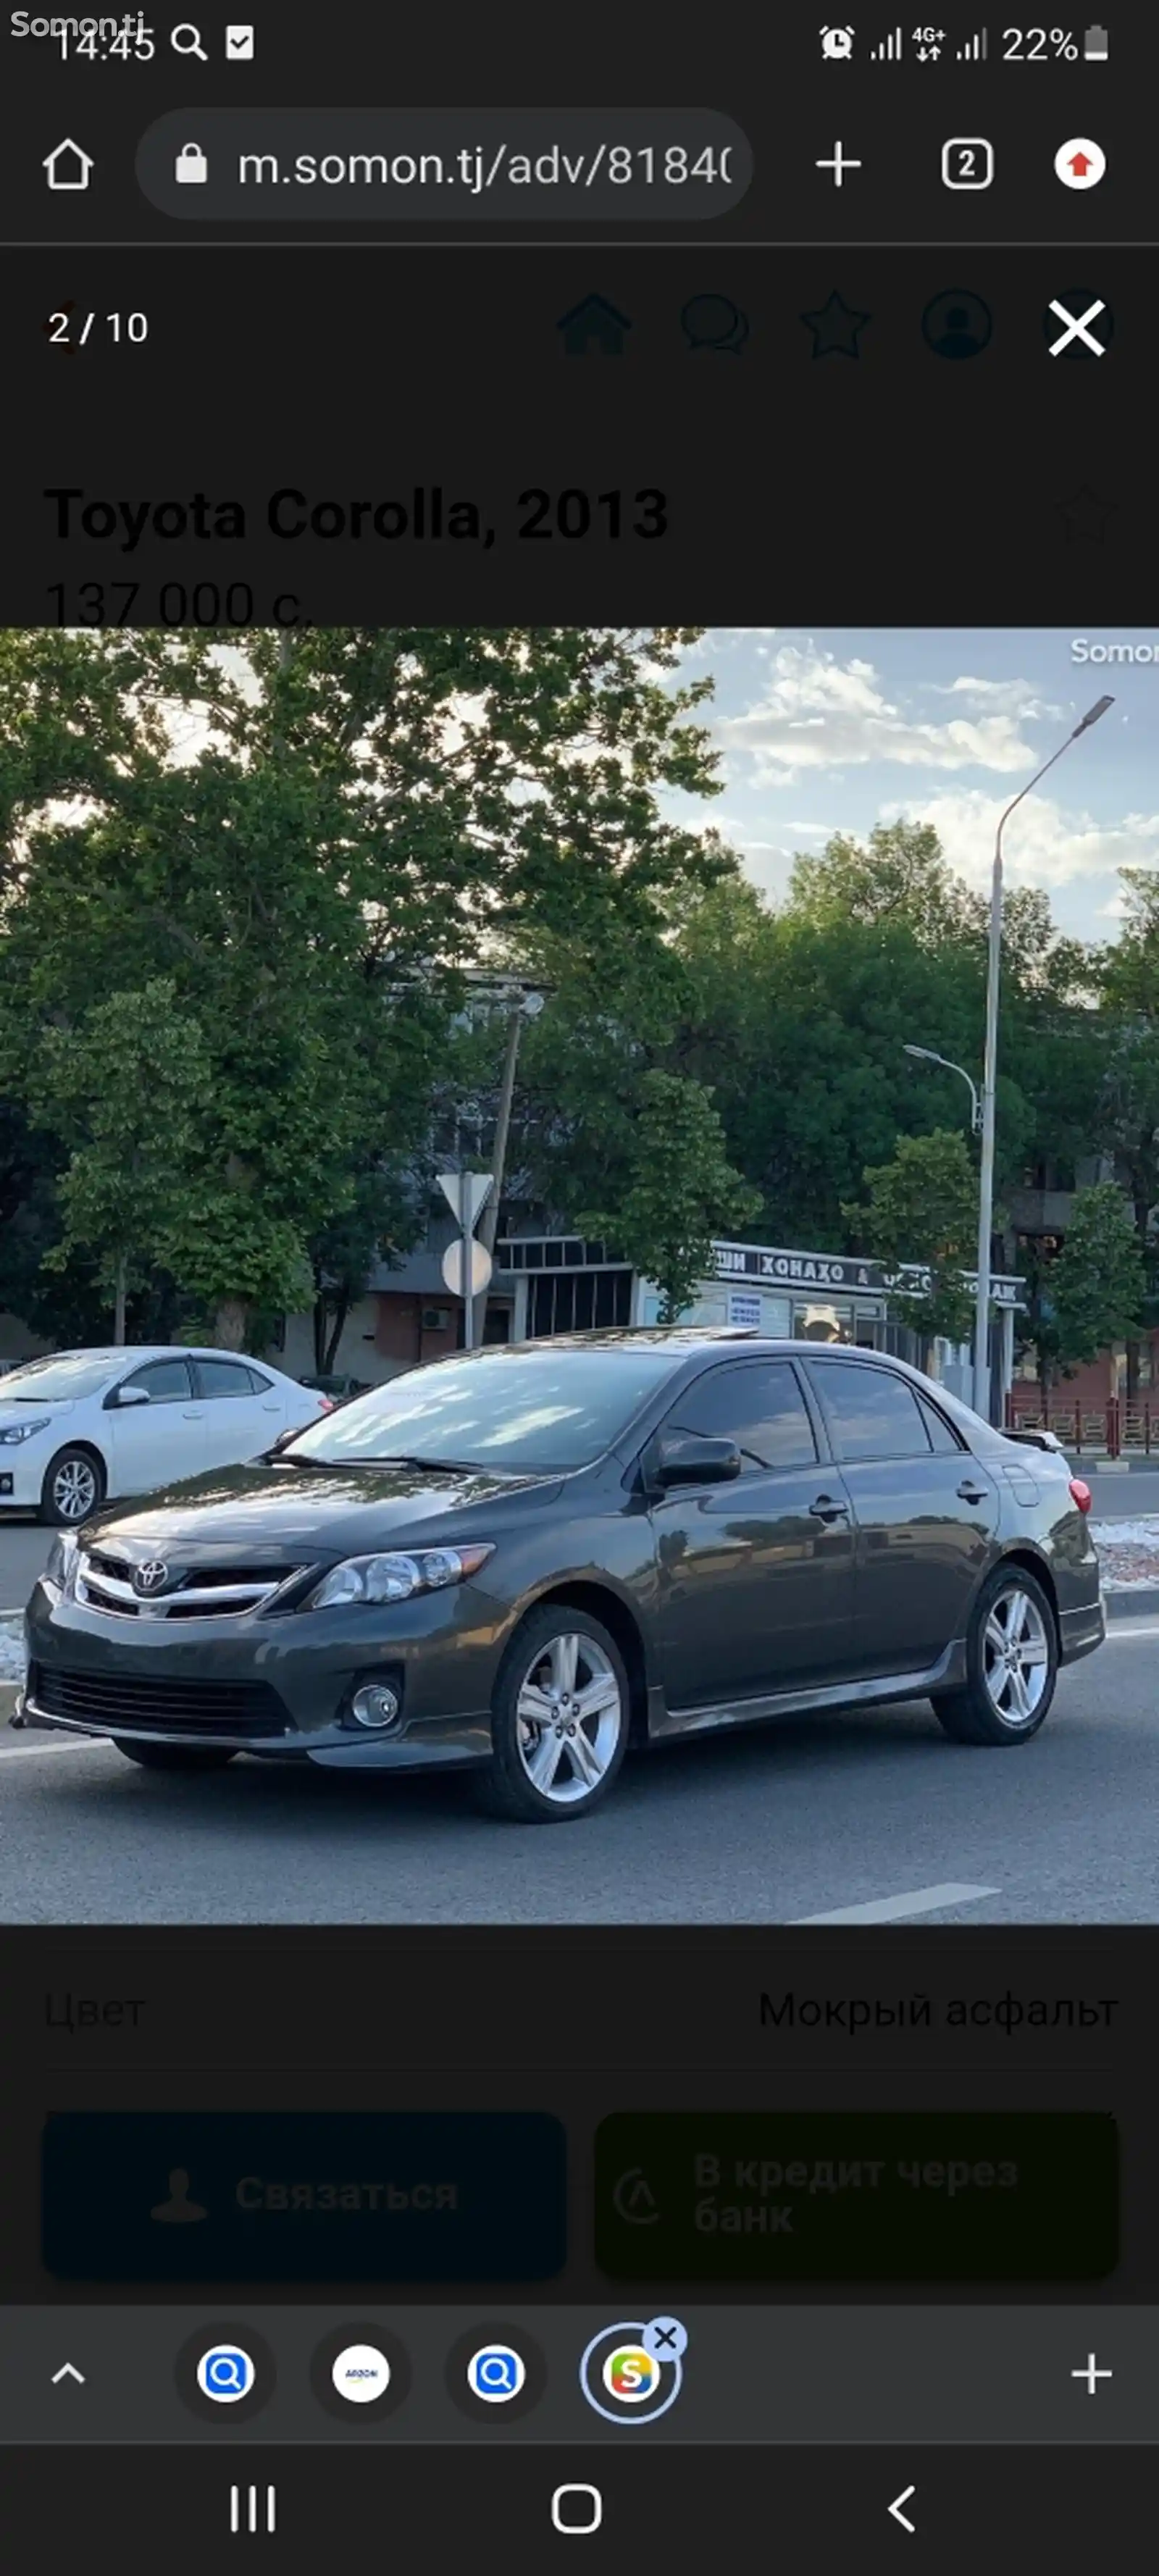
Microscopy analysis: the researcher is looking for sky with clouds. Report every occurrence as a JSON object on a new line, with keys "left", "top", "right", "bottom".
{"left": 678, "top": 630, "right": 1159, "bottom": 940}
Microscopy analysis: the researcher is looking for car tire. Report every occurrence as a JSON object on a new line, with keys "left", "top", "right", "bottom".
{"left": 38, "top": 1445, "right": 105, "bottom": 1527}
{"left": 932, "top": 1564, "right": 1058, "bottom": 1746}
{"left": 473, "top": 1604, "right": 631, "bottom": 1823}
{"left": 112, "top": 1740, "right": 238, "bottom": 1772}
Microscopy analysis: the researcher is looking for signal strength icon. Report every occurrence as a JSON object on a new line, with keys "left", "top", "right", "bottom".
{"left": 955, "top": 27, "right": 987, "bottom": 56}
{"left": 871, "top": 25, "right": 903, "bottom": 57}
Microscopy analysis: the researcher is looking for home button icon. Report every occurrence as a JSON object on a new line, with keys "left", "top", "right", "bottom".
{"left": 551, "top": 2483, "right": 603, "bottom": 2534}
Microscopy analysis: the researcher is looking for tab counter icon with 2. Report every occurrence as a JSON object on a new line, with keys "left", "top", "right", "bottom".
{"left": 175, "top": 143, "right": 209, "bottom": 183}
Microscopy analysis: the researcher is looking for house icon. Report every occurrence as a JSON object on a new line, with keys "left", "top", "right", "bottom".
{"left": 556, "top": 294, "right": 632, "bottom": 356}
{"left": 43, "top": 139, "right": 94, "bottom": 192}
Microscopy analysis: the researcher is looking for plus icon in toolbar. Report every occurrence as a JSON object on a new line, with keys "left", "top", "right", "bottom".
{"left": 816, "top": 141, "right": 861, "bottom": 185}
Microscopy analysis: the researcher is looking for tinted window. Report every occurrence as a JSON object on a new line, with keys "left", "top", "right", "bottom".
{"left": 195, "top": 1360, "right": 256, "bottom": 1400}
{"left": 917, "top": 1392, "right": 963, "bottom": 1454}
{"left": 813, "top": 1361, "right": 932, "bottom": 1462}
{"left": 122, "top": 1358, "right": 193, "bottom": 1404}
{"left": 244, "top": 1367, "right": 274, "bottom": 1394}
{"left": 662, "top": 1362, "right": 818, "bottom": 1471}
{"left": 284, "top": 1344, "right": 686, "bottom": 1471}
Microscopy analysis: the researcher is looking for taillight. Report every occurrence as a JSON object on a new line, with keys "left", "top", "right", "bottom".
{"left": 317, "top": 1395, "right": 335, "bottom": 1413}
{"left": 1068, "top": 1477, "right": 1092, "bottom": 1513}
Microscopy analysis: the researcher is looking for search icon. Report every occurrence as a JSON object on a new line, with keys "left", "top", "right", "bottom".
{"left": 196, "top": 2343, "right": 256, "bottom": 2402}
{"left": 466, "top": 2343, "right": 526, "bottom": 2402}
{"left": 172, "top": 21, "right": 208, "bottom": 59}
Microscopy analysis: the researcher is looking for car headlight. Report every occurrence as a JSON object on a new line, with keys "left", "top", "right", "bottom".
{"left": 0, "top": 1418, "right": 50, "bottom": 1445}
{"left": 44, "top": 1530, "right": 79, "bottom": 1591}
{"left": 308, "top": 1542, "right": 494, "bottom": 1608}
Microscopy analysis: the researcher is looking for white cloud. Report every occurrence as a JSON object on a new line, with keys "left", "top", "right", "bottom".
{"left": 924, "top": 674, "right": 1066, "bottom": 720}
{"left": 877, "top": 787, "right": 1159, "bottom": 892}
{"left": 720, "top": 644, "right": 1040, "bottom": 781}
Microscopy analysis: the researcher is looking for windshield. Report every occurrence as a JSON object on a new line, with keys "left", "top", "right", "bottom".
{"left": 0, "top": 1351, "right": 122, "bottom": 1402}
{"left": 281, "top": 1345, "right": 685, "bottom": 1472}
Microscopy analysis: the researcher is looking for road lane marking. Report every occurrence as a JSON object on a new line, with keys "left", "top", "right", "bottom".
{"left": 1105, "top": 1623, "right": 1159, "bottom": 1639}
{"left": 792, "top": 1882, "right": 1000, "bottom": 1925}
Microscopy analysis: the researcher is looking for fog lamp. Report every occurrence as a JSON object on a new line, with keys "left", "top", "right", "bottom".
{"left": 350, "top": 1683, "right": 401, "bottom": 1730}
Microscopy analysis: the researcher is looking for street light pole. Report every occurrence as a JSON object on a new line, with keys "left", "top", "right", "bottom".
{"left": 971, "top": 693, "right": 1114, "bottom": 1420}
{"left": 469, "top": 982, "right": 545, "bottom": 1345}
{"left": 903, "top": 1044, "right": 981, "bottom": 1133}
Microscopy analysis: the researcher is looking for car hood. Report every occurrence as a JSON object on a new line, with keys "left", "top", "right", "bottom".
{"left": 0, "top": 1400, "right": 71, "bottom": 1428}
{"left": 76, "top": 1456, "right": 564, "bottom": 1561}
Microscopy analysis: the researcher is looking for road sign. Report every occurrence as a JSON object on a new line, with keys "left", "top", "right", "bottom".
{"left": 442, "top": 1238, "right": 493, "bottom": 1298}
{"left": 437, "top": 1170, "right": 493, "bottom": 1229}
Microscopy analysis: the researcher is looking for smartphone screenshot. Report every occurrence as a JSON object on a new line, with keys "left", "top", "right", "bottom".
{"left": 0, "top": 9, "right": 1154, "bottom": 2568}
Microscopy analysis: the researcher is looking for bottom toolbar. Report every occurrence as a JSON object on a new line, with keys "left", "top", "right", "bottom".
{"left": 2, "top": 2443, "right": 1156, "bottom": 2574}
{"left": 4, "top": 2307, "right": 1159, "bottom": 2443}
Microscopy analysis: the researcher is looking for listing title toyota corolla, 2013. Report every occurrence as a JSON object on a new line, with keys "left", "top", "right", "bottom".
{"left": 15, "top": 1331, "right": 1104, "bottom": 1823}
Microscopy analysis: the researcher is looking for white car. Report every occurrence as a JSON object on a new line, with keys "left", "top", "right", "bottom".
{"left": 0, "top": 1346, "right": 334, "bottom": 1526}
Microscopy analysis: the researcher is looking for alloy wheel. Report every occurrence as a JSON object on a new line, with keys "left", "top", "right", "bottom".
{"left": 51, "top": 1457, "right": 99, "bottom": 1521}
{"left": 514, "top": 1630, "right": 624, "bottom": 1807}
{"left": 981, "top": 1584, "right": 1050, "bottom": 1727}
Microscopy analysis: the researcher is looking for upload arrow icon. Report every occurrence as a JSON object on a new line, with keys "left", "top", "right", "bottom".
{"left": 1055, "top": 138, "right": 1105, "bottom": 188}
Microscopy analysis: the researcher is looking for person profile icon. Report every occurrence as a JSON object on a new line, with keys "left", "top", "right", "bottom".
{"left": 151, "top": 2167, "right": 206, "bottom": 2222}
{"left": 922, "top": 290, "right": 992, "bottom": 359}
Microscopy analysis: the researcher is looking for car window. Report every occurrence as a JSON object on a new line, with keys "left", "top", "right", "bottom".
{"left": 660, "top": 1361, "right": 818, "bottom": 1471}
{"left": 917, "top": 1392, "right": 963, "bottom": 1453}
{"left": 194, "top": 1360, "right": 257, "bottom": 1400}
{"left": 243, "top": 1367, "right": 275, "bottom": 1394}
{"left": 121, "top": 1358, "right": 193, "bottom": 1404}
{"left": 286, "top": 1344, "right": 687, "bottom": 1471}
{"left": 812, "top": 1361, "right": 933, "bottom": 1462}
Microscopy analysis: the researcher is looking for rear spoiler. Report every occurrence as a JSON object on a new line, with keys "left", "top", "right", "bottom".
{"left": 1002, "top": 1427, "right": 1064, "bottom": 1453}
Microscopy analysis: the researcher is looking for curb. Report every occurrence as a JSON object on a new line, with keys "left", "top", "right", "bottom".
{"left": 1103, "top": 1586, "right": 1159, "bottom": 1619}
{"left": 0, "top": 1680, "right": 21, "bottom": 1720}
{"left": 1064, "top": 1456, "right": 1158, "bottom": 1473}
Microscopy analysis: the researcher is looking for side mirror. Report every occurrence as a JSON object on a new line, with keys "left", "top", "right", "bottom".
{"left": 112, "top": 1384, "right": 151, "bottom": 1408}
{"left": 652, "top": 1434, "right": 742, "bottom": 1486}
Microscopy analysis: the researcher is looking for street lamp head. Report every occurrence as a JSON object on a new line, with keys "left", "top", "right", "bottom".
{"left": 903, "top": 1044, "right": 934, "bottom": 1061}
{"left": 521, "top": 989, "right": 545, "bottom": 1018}
{"left": 1074, "top": 693, "right": 1114, "bottom": 734}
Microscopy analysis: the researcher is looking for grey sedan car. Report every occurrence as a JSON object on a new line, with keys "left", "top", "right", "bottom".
{"left": 16, "top": 1329, "right": 1103, "bottom": 1823}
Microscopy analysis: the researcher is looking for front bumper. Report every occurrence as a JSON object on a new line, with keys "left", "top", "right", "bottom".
{"left": 0, "top": 1444, "right": 51, "bottom": 1508}
{"left": 20, "top": 1576, "right": 502, "bottom": 1770}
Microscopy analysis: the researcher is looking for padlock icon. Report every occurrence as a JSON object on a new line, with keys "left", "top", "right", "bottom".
{"left": 175, "top": 141, "right": 208, "bottom": 184}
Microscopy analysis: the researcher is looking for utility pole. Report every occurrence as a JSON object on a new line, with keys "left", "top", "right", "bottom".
{"left": 469, "top": 983, "right": 545, "bottom": 1344}
{"left": 971, "top": 694, "right": 1113, "bottom": 1419}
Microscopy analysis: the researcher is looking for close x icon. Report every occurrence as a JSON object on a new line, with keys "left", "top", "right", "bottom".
{"left": 1046, "top": 293, "right": 1113, "bottom": 356}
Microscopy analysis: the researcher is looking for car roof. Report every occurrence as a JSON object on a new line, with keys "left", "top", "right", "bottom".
{"left": 15, "top": 1345, "right": 279, "bottom": 1366}
{"left": 491, "top": 1328, "right": 902, "bottom": 1360}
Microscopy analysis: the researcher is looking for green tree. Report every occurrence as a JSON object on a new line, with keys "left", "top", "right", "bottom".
{"left": 576, "top": 1069, "right": 760, "bottom": 1322}
{"left": 1047, "top": 1182, "right": 1145, "bottom": 1384}
{"left": 0, "top": 627, "right": 725, "bottom": 1345}
{"left": 308, "top": 1163, "right": 425, "bottom": 1375}
{"left": 28, "top": 979, "right": 212, "bottom": 1342}
{"left": 843, "top": 1128, "right": 980, "bottom": 1348}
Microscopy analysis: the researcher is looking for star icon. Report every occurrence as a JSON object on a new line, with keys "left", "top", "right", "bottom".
{"left": 1057, "top": 485, "right": 1116, "bottom": 540}
{"left": 800, "top": 290, "right": 871, "bottom": 356}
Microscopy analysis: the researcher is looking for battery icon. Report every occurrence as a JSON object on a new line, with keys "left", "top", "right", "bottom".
{"left": 1083, "top": 24, "right": 1108, "bottom": 56}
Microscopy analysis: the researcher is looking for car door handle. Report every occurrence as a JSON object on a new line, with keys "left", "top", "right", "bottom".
{"left": 808, "top": 1494, "right": 848, "bottom": 1521}
{"left": 182, "top": 1408, "right": 204, "bottom": 1419}
{"left": 957, "top": 1479, "right": 989, "bottom": 1502}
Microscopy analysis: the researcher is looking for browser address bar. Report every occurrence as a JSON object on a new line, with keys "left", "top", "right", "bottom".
{"left": 135, "top": 109, "right": 753, "bottom": 219}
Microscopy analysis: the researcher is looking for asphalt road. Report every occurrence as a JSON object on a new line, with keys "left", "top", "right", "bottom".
{"left": 3, "top": 1623, "right": 1158, "bottom": 1925}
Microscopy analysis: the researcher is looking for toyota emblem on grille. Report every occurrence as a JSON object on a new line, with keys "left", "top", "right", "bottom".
{"left": 132, "top": 1560, "right": 170, "bottom": 1596}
